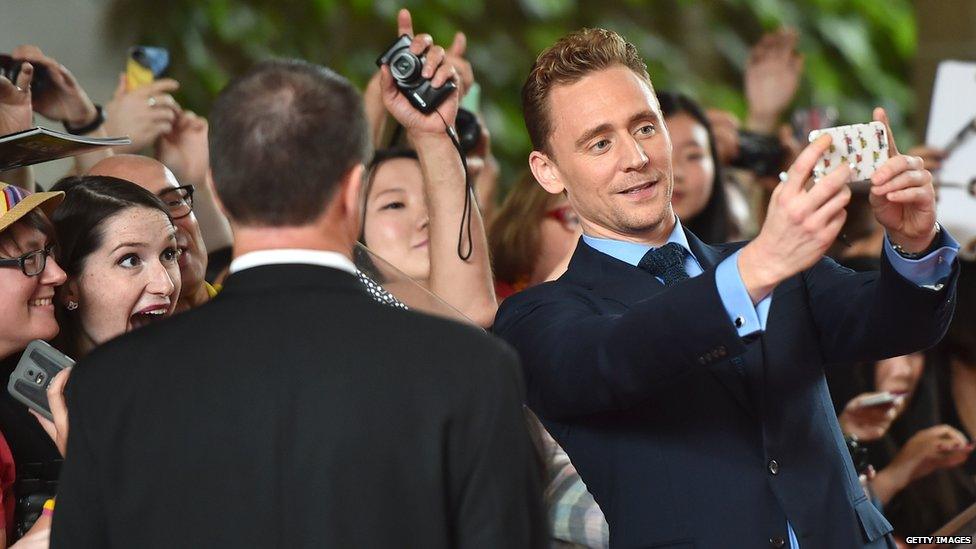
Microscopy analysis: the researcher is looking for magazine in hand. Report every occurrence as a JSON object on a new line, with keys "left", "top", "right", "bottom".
{"left": 0, "top": 127, "right": 131, "bottom": 171}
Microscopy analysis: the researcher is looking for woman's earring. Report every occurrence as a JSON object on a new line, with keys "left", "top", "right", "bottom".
{"left": 66, "top": 301, "right": 79, "bottom": 311}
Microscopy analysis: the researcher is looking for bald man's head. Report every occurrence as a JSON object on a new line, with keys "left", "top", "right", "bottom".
{"left": 88, "top": 155, "right": 178, "bottom": 194}
{"left": 88, "top": 154, "right": 211, "bottom": 310}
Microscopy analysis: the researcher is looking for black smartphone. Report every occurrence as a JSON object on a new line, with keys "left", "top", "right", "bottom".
{"left": 7, "top": 340, "right": 74, "bottom": 421}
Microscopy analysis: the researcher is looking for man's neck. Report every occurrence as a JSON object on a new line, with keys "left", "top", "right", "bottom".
{"left": 232, "top": 225, "right": 353, "bottom": 260}
{"left": 581, "top": 213, "right": 677, "bottom": 248}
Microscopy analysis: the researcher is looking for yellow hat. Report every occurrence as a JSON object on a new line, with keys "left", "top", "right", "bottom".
{"left": 0, "top": 182, "right": 64, "bottom": 234}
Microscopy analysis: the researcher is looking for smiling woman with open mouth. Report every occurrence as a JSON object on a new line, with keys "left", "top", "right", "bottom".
{"left": 49, "top": 175, "right": 182, "bottom": 360}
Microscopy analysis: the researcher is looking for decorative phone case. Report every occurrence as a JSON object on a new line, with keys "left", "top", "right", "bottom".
{"left": 808, "top": 121, "right": 889, "bottom": 183}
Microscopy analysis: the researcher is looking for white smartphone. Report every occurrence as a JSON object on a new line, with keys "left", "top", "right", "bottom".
{"left": 855, "top": 391, "right": 897, "bottom": 409}
{"left": 808, "top": 121, "right": 890, "bottom": 184}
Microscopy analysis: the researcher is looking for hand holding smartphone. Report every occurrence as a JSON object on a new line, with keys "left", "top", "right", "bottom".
{"left": 8, "top": 340, "right": 74, "bottom": 421}
{"left": 809, "top": 121, "right": 890, "bottom": 185}
{"left": 853, "top": 391, "right": 898, "bottom": 409}
{"left": 125, "top": 46, "right": 169, "bottom": 91}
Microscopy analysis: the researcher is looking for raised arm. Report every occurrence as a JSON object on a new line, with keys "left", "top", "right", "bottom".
{"left": 379, "top": 9, "right": 497, "bottom": 327}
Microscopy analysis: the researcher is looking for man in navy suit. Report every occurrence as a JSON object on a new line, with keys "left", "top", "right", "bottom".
{"left": 494, "top": 28, "right": 959, "bottom": 548}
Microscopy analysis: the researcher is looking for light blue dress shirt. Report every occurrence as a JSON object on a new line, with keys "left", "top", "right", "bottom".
{"left": 582, "top": 218, "right": 959, "bottom": 548}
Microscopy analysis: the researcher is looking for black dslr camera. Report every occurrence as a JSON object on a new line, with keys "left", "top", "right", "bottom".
{"left": 377, "top": 35, "right": 457, "bottom": 114}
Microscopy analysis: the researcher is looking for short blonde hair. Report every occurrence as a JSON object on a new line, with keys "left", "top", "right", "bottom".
{"left": 522, "top": 28, "right": 651, "bottom": 154}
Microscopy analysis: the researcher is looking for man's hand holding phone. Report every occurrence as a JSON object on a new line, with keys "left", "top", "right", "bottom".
{"left": 869, "top": 107, "right": 939, "bottom": 255}
{"left": 737, "top": 134, "right": 851, "bottom": 303}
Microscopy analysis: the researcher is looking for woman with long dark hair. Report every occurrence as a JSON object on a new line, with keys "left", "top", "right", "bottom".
{"left": 49, "top": 176, "right": 181, "bottom": 359}
{"left": 657, "top": 91, "right": 739, "bottom": 244}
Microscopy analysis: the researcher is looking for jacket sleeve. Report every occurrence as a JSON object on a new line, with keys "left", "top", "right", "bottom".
{"left": 452, "top": 343, "right": 547, "bottom": 549}
{"left": 803, "top": 251, "right": 958, "bottom": 364}
{"left": 494, "top": 266, "right": 746, "bottom": 420}
{"left": 50, "top": 366, "right": 109, "bottom": 549}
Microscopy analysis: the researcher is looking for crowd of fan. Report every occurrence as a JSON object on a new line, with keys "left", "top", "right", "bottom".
{"left": 0, "top": 9, "right": 972, "bottom": 548}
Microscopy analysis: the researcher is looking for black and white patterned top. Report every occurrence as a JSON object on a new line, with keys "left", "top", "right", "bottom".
{"left": 357, "top": 270, "right": 409, "bottom": 310}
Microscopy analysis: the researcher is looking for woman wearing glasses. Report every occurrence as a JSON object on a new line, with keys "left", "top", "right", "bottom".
{"left": 489, "top": 171, "right": 582, "bottom": 301}
{"left": 0, "top": 182, "right": 67, "bottom": 547}
{"left": 49, "top": 176, "right": 181, "bottom": 359}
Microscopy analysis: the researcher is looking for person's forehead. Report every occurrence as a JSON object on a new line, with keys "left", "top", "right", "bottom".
{"left": 667, "top": 113, "right": 710, "bottom": 144}
{"left": 547, "top": 66, "right": 660, "bottom": 135}
{"left": 0, "top": 222, "right": 46, "bottom": 253}
{"left": 100, "top": 208, "right": 174, "bottom": 242}
{"left": 371, "top": 159, "right": 423, "bottom": 192}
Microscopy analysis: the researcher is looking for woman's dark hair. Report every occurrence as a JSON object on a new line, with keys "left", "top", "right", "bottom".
{"left": 657, "top": 91, "right": 736, "bottom": 244}
{"left": 354, "top": 147, "right": 420, "bottom": 281}
{"left": 945, "top": 260, "right": 976, "bottom": 364}
{"left": 48, "top": 175, "right": 172, "bottom": 358}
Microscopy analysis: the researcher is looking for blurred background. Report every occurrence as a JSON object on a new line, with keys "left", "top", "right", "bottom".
{"left": 1, "top": 0, "right": 975, "bottom": 189}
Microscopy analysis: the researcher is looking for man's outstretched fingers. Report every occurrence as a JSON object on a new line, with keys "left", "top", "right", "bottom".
{"left": 785, "top": 134, "right": 833, "bottom": 193}
{"left": 803, "top": 163, "right": 850, "bottom": 211}
{"left": 872, "top": 168, "right": 930, "bottom": 197}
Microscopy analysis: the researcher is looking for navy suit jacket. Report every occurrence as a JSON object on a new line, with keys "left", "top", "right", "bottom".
{"left": 494, "top": 229, "right": 957, "bottom": 549}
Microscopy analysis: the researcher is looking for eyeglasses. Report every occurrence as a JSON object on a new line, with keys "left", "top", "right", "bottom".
{"left": 545, "top": 205, "right": 581, "bottom": 232}
{"left": 157, "top": 185, "right": 195, "bottom": 219}
{"left": 0, "top": 244, "right": 57, "bottom": 277}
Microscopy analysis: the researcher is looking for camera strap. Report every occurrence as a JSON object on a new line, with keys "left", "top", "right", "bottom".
{"left": 435, "top": 110, "right": 474, "bottom": 261}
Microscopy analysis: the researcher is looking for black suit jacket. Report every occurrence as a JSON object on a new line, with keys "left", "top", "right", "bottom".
{"left": 52, "top": 264, "right": 545, "bottom": 548}
{"left": 494, "top": 230, "right": 957, "bottom": 549}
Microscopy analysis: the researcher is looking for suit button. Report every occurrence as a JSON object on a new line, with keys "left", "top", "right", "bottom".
{"left": 717, "top": 346, "right": 727, "bottom": 357}
{"left": 768, "top": 459, "right": 779, "bottom": 475}
{"left": 769, "top": 536, "right": 786, "bottom": 548}
{"left": 698, "top": 356, "right": 707, "bottom": 365}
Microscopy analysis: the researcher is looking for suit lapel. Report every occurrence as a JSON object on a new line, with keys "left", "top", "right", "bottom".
{"left": 566, "top": 234, "right": 757, "bottom": 417}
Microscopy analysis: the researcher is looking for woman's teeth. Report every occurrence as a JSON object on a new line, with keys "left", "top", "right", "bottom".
{"left": 29, "top": 298, "right": 52, "bottom": 307}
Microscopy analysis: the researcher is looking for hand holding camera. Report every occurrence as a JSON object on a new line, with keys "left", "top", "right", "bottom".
{"left": 0, "top": 57, "right": 34, "bottom": 136}
{"left": 9, "top": 45, "right": 99, "bottom": 130}
{"left": 377, "top": 9, "right": 459, "bottom": 136}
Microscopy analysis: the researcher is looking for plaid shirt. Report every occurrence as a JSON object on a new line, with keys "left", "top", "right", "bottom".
{"left": 541, "top": 427, "right": 609, "bottom": 548}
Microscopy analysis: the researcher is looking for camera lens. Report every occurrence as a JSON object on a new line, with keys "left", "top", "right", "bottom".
{"left": 390, "top": 51, "right": 420, "bottom": 83}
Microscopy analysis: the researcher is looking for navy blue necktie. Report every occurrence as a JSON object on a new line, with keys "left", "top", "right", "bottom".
{"left": 638, "top": 242, "right": 690, "bottom": 287}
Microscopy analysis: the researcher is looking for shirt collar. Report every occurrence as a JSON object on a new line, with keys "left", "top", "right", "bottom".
{"left": 581, "top": 217, "right": 691, "bottom": 267}
{"left": 229, "top": 249, "right": 357, "bottom": 275}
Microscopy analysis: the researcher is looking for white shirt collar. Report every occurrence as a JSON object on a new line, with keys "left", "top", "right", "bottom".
{"left": 228, "top": 249, "right": 357, "bottom": 275}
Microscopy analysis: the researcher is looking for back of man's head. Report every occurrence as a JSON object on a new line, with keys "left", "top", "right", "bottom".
{"left": 209, "top": 59, "right": 370, "bottom": 227}
{"left": 522, "top": 28, "right": 651, "bottom": 155}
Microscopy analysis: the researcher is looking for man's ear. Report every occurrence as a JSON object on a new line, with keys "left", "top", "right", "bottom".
{"left": 205, "top": 169, "right": 230, "bottom": 219}
{"left": 528, "top": 150, "right": 565, "bottom": 194}
{"left": 339, "top": 163, "right": 366, "bottom": 240}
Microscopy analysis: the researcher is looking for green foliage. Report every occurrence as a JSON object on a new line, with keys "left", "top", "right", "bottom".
{"left": 106, "top": 0, "right": 917, "bottom": 192}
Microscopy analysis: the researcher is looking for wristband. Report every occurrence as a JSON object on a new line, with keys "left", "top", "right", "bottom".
{"left": 63, "top": 104, "right": 105, "bottom": 135}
